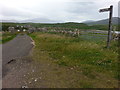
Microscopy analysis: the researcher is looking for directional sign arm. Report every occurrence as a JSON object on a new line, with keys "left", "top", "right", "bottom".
{"left": 99, "top": 8, "right": 110, "bottom": 12}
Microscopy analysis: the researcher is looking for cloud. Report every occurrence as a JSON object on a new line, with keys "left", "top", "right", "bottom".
{"left": 0, "top": 0, "right": 119, "bottom": 23}
{"left": 118, "top": 1, "right": 120, "bottom": 18}
{"left": 0, "top": 4, "right": 47, "bottom": 20}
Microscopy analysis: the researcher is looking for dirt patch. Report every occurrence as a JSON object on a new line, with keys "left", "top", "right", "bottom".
{"left": 2, "top": 55, "right": 119, "bottom": 88}
{"left": 21, "top": 58, "right": 87, "bottom": 88}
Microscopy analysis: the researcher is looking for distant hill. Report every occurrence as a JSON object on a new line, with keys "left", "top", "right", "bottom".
{"left": 1, "top": 19, "right": 18, "bottom": 23}
{"left": 83, "top": 17, "right": 120, "bottom": 25}
{"left": 1, "top": 17, "right": 120, "bottom": 25}
{"left": 82, "top": 20, "right": 95, "bottom": 23}
{"left": 1, "top": 17, "right": 63, "bottom": 23}
{"left": 20, "top": 17, "right": 59, "bottom": 23}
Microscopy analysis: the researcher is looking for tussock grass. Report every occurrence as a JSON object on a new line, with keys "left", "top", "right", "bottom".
{"left": 29, "top": 32, "right": 119, "bottom": 88}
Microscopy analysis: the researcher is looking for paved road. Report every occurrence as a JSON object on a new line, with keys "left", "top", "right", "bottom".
{"left": 0, "top": 44, "right": 2, "bottom": 89}
{"left": 2, "top": 34, "right": 34, "bottom": 77}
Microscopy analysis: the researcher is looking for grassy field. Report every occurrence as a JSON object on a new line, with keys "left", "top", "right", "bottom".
{"left": 28, "top": 32, "right": 119, "bottom": 88}
{"left": 2, "top": 32, "right": 17, "bottom": 44}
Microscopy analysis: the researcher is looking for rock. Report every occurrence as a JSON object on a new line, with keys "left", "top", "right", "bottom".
{"left": 63, "top": 56, "right": 65, "bottom": 58}
{"left": 34, "top": 78, "right": 37, "bottom": 82}
{"left": 32, "top": 70, "right": 34, "bottom": 72}
{"left": 21, "top": 85, "right": 28, "bottom": 88}
{"left": 29, "top": 81, "right": 31, "bottom": 84}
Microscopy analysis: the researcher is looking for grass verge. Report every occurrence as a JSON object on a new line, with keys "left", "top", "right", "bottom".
{"left": 28, "top": 32, "right": 119, "bottom": 88}
{"left": 2, "top": 32, "right": 17, "bottom": 44}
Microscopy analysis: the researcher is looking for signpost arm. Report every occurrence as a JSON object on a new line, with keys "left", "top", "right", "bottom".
{"left": 107, "top": 5, "right": 113, "bottom": 48}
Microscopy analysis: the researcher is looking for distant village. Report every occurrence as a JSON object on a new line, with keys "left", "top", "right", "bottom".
{"left": 7, "top": 25, "right": 81, "bottom": 37}
{"left": 6, "top": 24, "right": 120, "bottom": 40}
{"left": 8, "top": 25, "right": 35, "bottom": 33}
{"left": 7, "top": 24, "right": 54, "bottom": 34}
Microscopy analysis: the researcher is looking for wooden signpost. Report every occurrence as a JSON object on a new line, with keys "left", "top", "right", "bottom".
{"left": 99, "top": 5, "right": 113, "bottom": 48}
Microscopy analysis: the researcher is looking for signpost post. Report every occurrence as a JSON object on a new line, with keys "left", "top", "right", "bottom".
{"left": 99, "top": 5, "right": 113, "bottom": 48}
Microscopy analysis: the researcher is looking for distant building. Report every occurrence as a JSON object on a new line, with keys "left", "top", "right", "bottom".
{"left": 23, "top": 29, "right": 26, "bottom": 32}
{"left": 24, "top": 25, "right": 31, "bottom": 28}
{"left": 28, "top": 27, "right": 36, "bottom": 33}
{"left": 16, "top": 25, "right": 19, "bottom": 27}
{"left": 37, "top": 28, "right": 48, "bottom": 32}
{"left": 8, "top": 27, "right": 15, "bottom": 32}
{"left": 17, "top": 30, "right": 20, "bottom": 32}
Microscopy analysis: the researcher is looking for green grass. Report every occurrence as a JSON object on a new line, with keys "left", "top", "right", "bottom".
{"left": 2, "top": 32, "right": 17, "bottom": 43}
{"left": 29, "top": 32, "right": 119, "bottom": 88}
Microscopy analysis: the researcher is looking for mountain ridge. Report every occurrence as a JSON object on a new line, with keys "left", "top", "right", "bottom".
{"left": 83, "top": 17, "right": 120, "bottom": 25}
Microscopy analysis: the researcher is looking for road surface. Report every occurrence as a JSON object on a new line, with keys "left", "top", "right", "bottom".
{"left": 2, "top": 34, "right": 34, "bottom": 77}
{"left": 0, "top": 44, "right": 2, "bottom": 89}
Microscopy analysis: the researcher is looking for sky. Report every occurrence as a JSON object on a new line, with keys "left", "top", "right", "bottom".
{"left": 0, "top": 0, "right": 119, "bottom": 23}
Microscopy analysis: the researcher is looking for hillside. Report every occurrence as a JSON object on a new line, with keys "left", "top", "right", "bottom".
{"left": 84, "top": 17, "right": 120, "bottom": 25}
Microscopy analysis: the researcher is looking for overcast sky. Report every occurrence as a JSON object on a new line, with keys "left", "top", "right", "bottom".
{"left": 0, "top": 0, "right": 119, "bottom": 23}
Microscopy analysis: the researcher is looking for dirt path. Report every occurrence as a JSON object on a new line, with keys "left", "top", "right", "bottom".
{"left": 2, "top": 34, "right": 34, "bottom": 88}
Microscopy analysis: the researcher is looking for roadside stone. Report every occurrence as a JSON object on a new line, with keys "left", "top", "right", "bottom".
{"left": 29, "top": 81, "right": 32, "bottom": 84}
{"left": 34, "top": 78, "right": 38, "bottom": 82}
{"left": 21, "top": 85, "right": 28, "bottom": 88}
{"left": 63, "top": 56, "right": 65, "bottom": 58}
{"left": 32, "top": 70, "right": 34, "bottom": 72}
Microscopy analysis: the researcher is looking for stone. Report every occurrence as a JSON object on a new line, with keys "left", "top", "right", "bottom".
{"left": 21, "top": 85, "right": 28, "bottom": 88}
{"left": 34, "top": 78, "right": 38, "bottom": 82}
